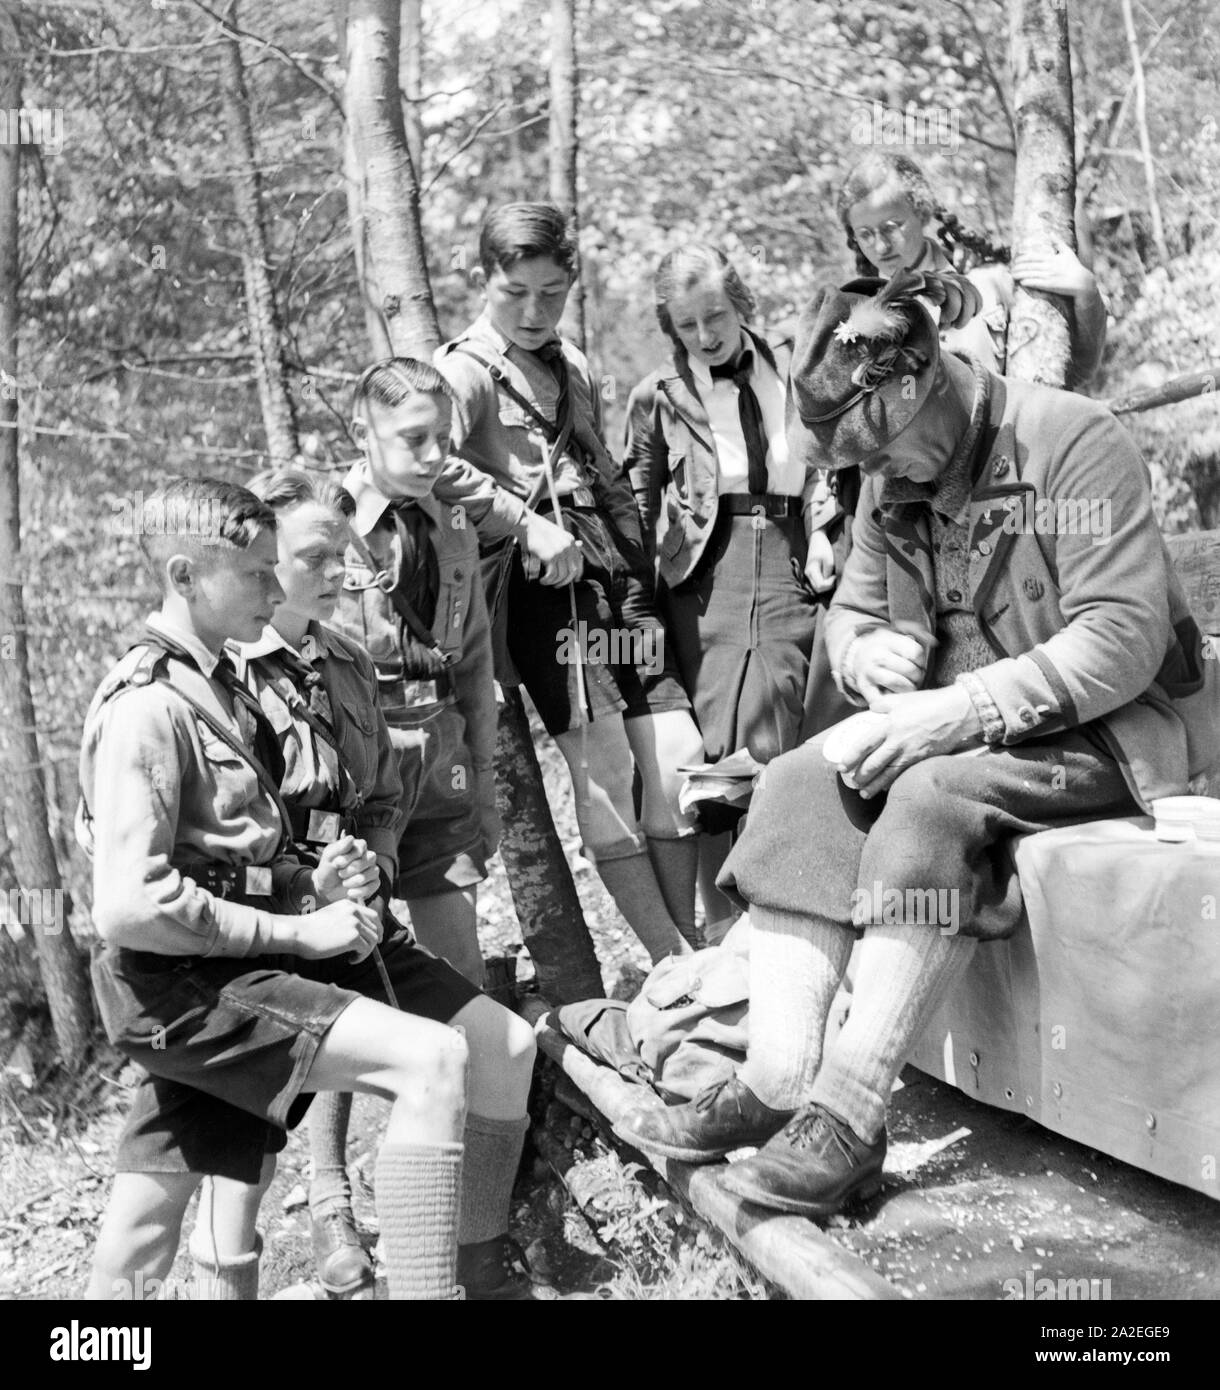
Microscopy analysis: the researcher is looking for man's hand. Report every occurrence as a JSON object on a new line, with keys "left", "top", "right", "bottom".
{"left": 843, "top": 626, "right": 931, "bottom": 704}
{"left": 521, "top": 512, "right": 584, "bottom": 586}
{"left": 312, "top": 834, "right": 378, "bottom": 905}
{"left": 289, "top": 899, "right": 383, "bottom": 962}
{"left": 837, "top": 686, "right": 985, "bottom": 798}
{"left": 804, "top": 530, "right": 836, "bottom": 594}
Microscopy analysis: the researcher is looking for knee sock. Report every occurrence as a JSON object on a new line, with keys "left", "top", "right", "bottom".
{"left": 811, "top": 925, "right": 977, "bottom": 1143}
{"left": 645, "top": 834, "right": 701, "bottom": 950}
{"left": 308, "top": 1092, "right": 353, "bottom": 1217}
{"left": 593, "top": 848, "right": 691, "bottom": 963}
{"left": 738, "top": 906, "right": 854, "bottom": 1111}
{"left": 374, "top": 1143, "right": 463, "bottom": 1301}
{"left": 458, "top": 1113, "right": 529, "bottom": 1246}
{"left": 188, "top": 1231, "right": 262, "bottom": 1302}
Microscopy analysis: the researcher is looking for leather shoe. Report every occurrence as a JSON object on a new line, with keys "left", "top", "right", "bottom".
{"left": 310, "top": 1206, "right": 374, "bottom": 1297}
{"left": 717, "top": 1103, "right": 887, "bottom": 1216}
{"left": 617, "top": 1076, "right": 793, "bottom": 1164}
{"left": 457, "top": 1234, "right": 535, "bottom": 1300}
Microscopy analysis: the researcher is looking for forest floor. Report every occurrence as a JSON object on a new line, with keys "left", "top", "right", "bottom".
{"left": 2, "top": 718, "right": 1220, "bottom": 1301}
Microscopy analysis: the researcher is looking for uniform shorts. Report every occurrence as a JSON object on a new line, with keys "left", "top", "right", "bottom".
{"left": 503, "top": 508, "right": 690, "bottom": 737}
{"left": 92, "top": 924, "right": 480, "bottom": 1184}
{"left": 387, "top": 699, "right": 487, "bottom": 898}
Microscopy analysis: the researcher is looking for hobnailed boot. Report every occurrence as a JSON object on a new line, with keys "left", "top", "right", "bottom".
{"left": 718, "top": 1103, "right": 887, "bottom": 1216}
{"left": 617, "top": 1075, "right": 793, "bottom": 1163}
{"left": 188, "top": 1232, "right": 262, "bottom": 1301}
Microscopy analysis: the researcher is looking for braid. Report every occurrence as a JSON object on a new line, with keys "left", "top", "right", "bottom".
{"left": 932, "top": 207, "right": 1011, "bottom": 270}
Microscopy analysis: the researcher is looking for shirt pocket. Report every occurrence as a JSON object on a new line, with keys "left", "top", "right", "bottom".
{"left": 195, "top": 722, "right": 258, "bottom": 821}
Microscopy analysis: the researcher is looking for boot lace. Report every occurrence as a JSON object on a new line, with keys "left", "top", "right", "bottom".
{"left": 783, "top": 1105, "right": 860, "bottom": 1165}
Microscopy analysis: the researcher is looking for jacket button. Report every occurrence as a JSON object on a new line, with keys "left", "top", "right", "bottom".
{"left": 946, "top": 588, "right": 963, "bottom": 603}
{"left": 994, "top": 457, "right": 1010, "bottom": 478}
{"left": 1018, "top": 704, "right": 1038, "bottom": 726}
{"left": 977, "top": 540, "right": 992, "bottom": 556}
{"left": 453, "top": 569, "right": 464, "bottom": 582}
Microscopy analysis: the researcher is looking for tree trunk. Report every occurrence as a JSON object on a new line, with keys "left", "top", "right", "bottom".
{"left": 1007, "top": 0, "right": 1076, "bottom": 388}
{"left": 219, "top": 1, "right": 300, "bottom": 466}
{"left": 1119, "top": 0, "right": 1169, "bottom": 264}
{"left": 495, "top": 691, "right": 604, "bottom": 1004}
{"left": 548, "top": 0, "right": 585, "bottom": 350}
{"left": 0, "top": 5, "right": 93, "bottom": 1068}
{"left": 344, "top": 0, "right": 439, "bottom": 357}
{"left": 401, "top": 0, "right": 424, "bottom": 179}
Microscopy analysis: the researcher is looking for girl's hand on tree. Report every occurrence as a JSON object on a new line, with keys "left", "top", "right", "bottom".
{"left": 804, "top": 530, "right": 837, "bottom": 593}
{"left": 1011, "top": 241, "right": 1096, "bottom": 302}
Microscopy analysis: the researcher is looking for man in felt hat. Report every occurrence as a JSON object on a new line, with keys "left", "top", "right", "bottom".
{"left": 620, "top": 269, "right": 1215, "bottom": 1216}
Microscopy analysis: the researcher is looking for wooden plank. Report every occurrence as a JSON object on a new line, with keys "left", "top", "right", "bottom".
{"left": 526, "top": 1004, "right": 903, "bottom": 1301}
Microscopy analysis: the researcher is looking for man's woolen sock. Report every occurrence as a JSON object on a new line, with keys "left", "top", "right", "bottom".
{"left": 594, "top": 848, "right": 690, "bottom": 963}
{"left": 458, "top": 1113, "right": 529, "bottom": 1246}
{"left": 645, "top": 834, "right": 701, "bottom": 949}
{"left": 738, "top": 905, "right": 854, "bottom": 1111}
{"left": 308, "top": 1091, "right": 354, "bottom": 1217}
{"left": 374, "top": 1142, "right": 463, "bottom": 1300}
{"left": 811, "top": 925, "right": 977, "bottom": 1143}
{"left": 188, "top": 1231, "right": 262, "bottom": 1302}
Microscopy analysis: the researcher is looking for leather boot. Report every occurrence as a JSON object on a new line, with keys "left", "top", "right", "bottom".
{"left": 457, "top": 1234, "right": 534, "bottom": 1301}
{"left": 717, "top": 1103, "right": 887, "bottom": 1216}
{"left": 310, "top": 1205, "right": 374, "bottom": 1297}
{"left": 617, "top": 1075, "right": 793, "bottom": 1163}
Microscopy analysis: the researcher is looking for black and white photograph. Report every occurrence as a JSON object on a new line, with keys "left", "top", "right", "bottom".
{"left": 0, "top": 0, "right": 1217, "bottom": 1340}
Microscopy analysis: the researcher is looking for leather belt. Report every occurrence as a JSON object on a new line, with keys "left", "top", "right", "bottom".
{"left": 178, "top": 861, "right": 274, "bottom": 901}
{"left": 718, "top": 493, "right": 803, "bottom": 518}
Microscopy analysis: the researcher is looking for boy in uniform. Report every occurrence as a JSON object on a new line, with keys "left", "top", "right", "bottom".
{"left": 79, "top": 477, "right": 512, "bottom": 1300}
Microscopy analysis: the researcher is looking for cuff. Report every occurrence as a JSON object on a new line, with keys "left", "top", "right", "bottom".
{"left": 955, "top": 671, "right": 1005, "bottom": 744}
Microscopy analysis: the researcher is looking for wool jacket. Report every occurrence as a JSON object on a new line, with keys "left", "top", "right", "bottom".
{"left": 625, "top": 329, "right": 838, "bottom": 588}
{"left": 825, "top": 369, "right": 1217, "bottom": 811}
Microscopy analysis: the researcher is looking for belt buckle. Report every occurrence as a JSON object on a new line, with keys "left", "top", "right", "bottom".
{"left": 750, "top": 502, "right": 767, "bottom": 531}
{"left": 244, "top": 866, "right": 273, "bottom": 898}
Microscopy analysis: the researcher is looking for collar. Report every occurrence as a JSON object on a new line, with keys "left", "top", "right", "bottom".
{"left": 146, "top": 611, "right": 224, "bottom": 678}
{"left": 879, "top": 359, "right": 991, "bottom": 520}
{"left": 342, "top": 457, "right": 443, "bottom": 537}
{"left": 237, "top": 620, "right": 354, "bottom": 665}
{"left": 469, "top": 309, "right": 564, "bottom": 365}
{"left": 688, "top": 329, "right": 753, "bottom": 393}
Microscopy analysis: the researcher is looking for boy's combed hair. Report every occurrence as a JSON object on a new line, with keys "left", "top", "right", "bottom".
{"left": 478, "top": 202, "right": 577, "bottom": 277}
{"left": 138, "top": 477, "right": 275, "bottom": 590}
{"left": 352, "top": 357, "right": 452, "bottom": 420}
{"left": 247, "top": 468, "right": 356, "bottom": 521}
{"left": 653, "top": 243, "right": 757, "bottom": 345}
{"left": 835, "top": 151, "right": 1010, "bottom": 275}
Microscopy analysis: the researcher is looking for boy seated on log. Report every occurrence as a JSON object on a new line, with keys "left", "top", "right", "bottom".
{"left": 622, "top": 268, "right": 1215, "bottom": 1216}
{"left": 77, "top": 476, "right": 533, "bottom": 1300}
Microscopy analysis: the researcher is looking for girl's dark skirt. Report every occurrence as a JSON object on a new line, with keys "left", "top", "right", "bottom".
{"left": 664, "top": 508, "right": 821, "bottom": 770}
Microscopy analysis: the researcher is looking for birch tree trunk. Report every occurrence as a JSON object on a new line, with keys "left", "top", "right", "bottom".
{"left": 548, "top": 0, "right": 585, "bottom": 350}
{"left": 219, "top": 1, "right": 300, "bottom": 466}
{"left": 1007, "top": 0, "right": 1076, "bottom": 387}
{"left": 0, "top": 3, "right": 93, "bottom": 1067}
{"left": 1119, "top": 0, "right": 1169, "bottom": 264}
{"left": 344, "top": 0, "right": 439, "bottom": 356}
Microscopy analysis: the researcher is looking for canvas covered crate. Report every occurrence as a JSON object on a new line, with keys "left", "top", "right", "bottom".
{"left": 907, "top": 815, "right": 1220, "bottom": 1199}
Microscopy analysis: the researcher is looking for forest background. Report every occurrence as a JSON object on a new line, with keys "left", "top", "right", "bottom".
{"left": 1, "top": 0, "right": 1219, "bottom": 1063}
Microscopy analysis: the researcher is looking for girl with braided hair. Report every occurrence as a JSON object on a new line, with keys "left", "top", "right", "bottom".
{"left": 837, "top": 151, "right": 1107, "bottom": 390}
